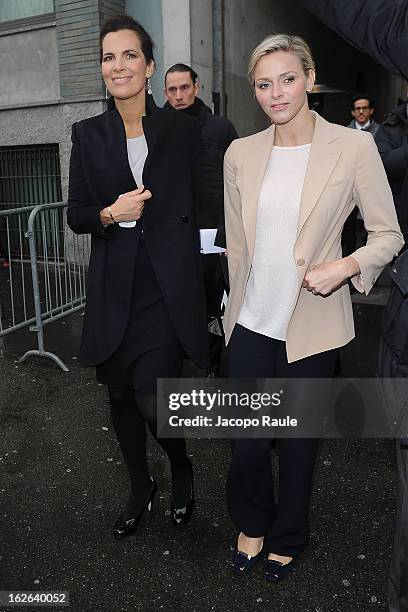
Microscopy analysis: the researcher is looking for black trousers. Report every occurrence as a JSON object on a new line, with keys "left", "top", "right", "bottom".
{"left": 227, "top": 324, "right": 337, "bottom": 557}
{"left": 98, "top": 241, "right": 190, "bottom": 511}
{"left": 96, "top": 240, "right": 185, "bottom": 392}
{"left": 202, "top": 254, "right": 224, "bottom": 319}
{"left": 202, "top": 253, "right": 226, "bottom": 375}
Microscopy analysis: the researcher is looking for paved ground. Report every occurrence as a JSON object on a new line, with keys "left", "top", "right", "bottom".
{"left": 0, "top": 294, "right": 396, "bottom": 612}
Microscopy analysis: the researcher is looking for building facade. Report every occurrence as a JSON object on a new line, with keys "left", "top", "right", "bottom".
{"left": 0, "top": 0, "right": 405, "bottom": 209}
{"left": 0, "top": 0, "right": 124, "bottom": 208}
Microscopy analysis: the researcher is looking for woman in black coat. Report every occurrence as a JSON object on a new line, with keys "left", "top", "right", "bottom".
{"left": 68, "top": 15, "right": 218, "bottom": 539}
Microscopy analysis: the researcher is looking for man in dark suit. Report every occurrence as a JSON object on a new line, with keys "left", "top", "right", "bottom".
{"left": 164, "top": 63, "right": 238, "bottom": 376}
{"left": 301, "top": 2, "right": 408, "bottom": 609}
{"left": 163, "top": 63, "right": 238, "bottom": 190}
{"left": 343, "top": 93, "right": 379, "bottom": 255}
{"left": 348, "top": 93, "right": 380, "bottom": 137}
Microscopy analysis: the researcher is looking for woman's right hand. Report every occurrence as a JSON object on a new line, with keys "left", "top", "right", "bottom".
{"left": 100, "top": 186, "right": 152, "bottom": 224}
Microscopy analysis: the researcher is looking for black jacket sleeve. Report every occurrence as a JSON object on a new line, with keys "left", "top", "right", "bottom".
{"left": 67, "top": 122, "right": 115, "bottom": 239}
{"left": 301, "top": 0, "right": 408, "bottom": 80}
{"left": 226, "top": 120, "right": 238, "bottom": 149}
{"left": 214, "top": 120, "right": 238, "bottom": 249}
{"left": 191, "top": 120, "right": 224, "bottom": 230}
{"left": 376, "top": 126, "right": 408, "bottom": 183}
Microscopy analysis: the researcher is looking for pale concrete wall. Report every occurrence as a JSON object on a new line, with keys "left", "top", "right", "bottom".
{"left": 128, "top": 0, "right": 213, "bottom": 108}
{"left": 0, "top": 27, "right": 60, "bottom": 108}
{"left": 125, "top": 0, "right": 164, "bottom": 103}
{"left": 190, "top": 0, "right": 213, "bottom": 107}
{"left": 162, "top": 0, "right": 191, "bottom": 70}
{"left": 0, "top": 101, "right": 104, "bottom": 199}
{"left": 0, "top": 100, "right": 103, "bottom": 264}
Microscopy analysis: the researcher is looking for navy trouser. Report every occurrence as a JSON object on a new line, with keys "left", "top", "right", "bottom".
{"left": 227, "top": 324, "right": 337, "bottom": 557}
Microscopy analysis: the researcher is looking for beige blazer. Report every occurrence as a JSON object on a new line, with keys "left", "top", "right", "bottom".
{"left": 223, "top": 111, "right": 404, "bottom": 362}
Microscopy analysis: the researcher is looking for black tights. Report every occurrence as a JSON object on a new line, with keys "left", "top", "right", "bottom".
{"left": 108, "top": 386, "right": 191, "bottom": 517}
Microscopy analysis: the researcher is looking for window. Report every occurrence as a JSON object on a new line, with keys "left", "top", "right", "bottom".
{"left": 0, "top": 144, "right": 62, "bottom": 258}
{"left": 0, "top": 0, "right": 54, "bottom": 23}
{"left": 0, "top": 144, "right": 62, "bottom": 206}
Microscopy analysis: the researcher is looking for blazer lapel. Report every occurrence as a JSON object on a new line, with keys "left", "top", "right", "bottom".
{"left": 297, "top": 112, "right": 341, "bottom": 236}
{"left": 142, "top": 109, "right": 170, "bottom": 183}
{"left": 105, "top": 109, "right": 137, "bottom": 190}
{"left": 243, "top": 124, "right": 275, "bottom": 257}
{"left": 106, "top": 108, "right": 169, "bottom": 192}
{"left": 242, "top": 114, "right": 341, "bottom": 256}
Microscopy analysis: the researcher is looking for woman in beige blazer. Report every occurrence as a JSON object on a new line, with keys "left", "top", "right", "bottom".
{"left": 225, "top": 34, "right": 404, "bottom": 582}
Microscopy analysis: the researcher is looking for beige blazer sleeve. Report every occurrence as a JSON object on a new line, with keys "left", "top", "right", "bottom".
{"left": 224, "top": 143, "right": 246, "bottom": 285}
{"left": 350, "top": 131, "right": 404, "bottom": 294}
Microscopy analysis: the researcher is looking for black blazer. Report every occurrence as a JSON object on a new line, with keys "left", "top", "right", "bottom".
{"left": 67, "top": 106, "right": 220, "bottom": 368}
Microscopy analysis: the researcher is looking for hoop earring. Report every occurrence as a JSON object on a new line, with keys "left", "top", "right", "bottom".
{"left": 105, "top": 86, "right": 109, "bottom": 99}
{"left": 146, "top": 77, "right": 152, "bottom": 95}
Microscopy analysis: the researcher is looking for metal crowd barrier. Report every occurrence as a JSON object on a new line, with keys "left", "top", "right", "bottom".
{"left": 0, "top": 202, "right": 89, "bottom": 371}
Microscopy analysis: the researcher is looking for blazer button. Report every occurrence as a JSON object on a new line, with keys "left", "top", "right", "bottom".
{"left": 181, "top": 215, "right": 189, "bottom": 223}
{"left": 296, "top": 258, "right": 305, "bottom": 266}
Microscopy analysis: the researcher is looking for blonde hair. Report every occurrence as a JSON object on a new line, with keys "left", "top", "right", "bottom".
{"left": 248, "top": 34, "right": 315, "bottom": 85}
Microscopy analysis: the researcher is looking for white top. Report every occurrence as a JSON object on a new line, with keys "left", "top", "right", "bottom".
{"left": 127, "top": 134, "right": 148, "bottom": 187}
{"left": 238, "top": 143, "right": 311, "bottom": 341}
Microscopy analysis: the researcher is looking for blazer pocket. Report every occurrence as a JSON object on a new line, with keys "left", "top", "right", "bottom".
{"left": 325, "top": 178, "right": 348, "bottom": 188}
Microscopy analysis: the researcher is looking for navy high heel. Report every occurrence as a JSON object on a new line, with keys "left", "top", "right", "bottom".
{"left": 231, "top": 549, "right": 263, "bottom": 574}
{"left": 265, "top": 557, "right": 295, "bottom": 582}
{"left": 231, "top": 536, "right": 263, "bottom": 575}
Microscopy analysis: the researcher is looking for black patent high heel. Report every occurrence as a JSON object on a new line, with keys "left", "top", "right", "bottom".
{"left": 113, "top": 478, "right": 157, "bottom": 540}
{"left": 170, "top": 458, "right": 194, "bottom": 527}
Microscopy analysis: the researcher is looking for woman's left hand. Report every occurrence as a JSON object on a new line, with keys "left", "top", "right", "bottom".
{"left": 302, "top": 256, "right": 360, "bottom": 296}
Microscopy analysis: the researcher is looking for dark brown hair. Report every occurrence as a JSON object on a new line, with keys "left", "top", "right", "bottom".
{"left": 351, "top": 92, "right": 374, "bottom": 110}
{"left": 165, "top": 63, "right": 199, "bottom": 86}
{"left": 99, "top": 14, "right": 155, "bottom": 65}
{"left": 100, "top": 15, "right": 157, "bottom": 114}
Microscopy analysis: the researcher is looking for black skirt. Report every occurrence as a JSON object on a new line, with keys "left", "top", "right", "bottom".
{"left": 96, "top": 238, "right": 185, "bottom": 393}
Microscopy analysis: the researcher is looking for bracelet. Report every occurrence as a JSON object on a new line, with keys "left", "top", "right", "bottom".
{"left": 108, "top": 206, "right": 117, "bottom": 224}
